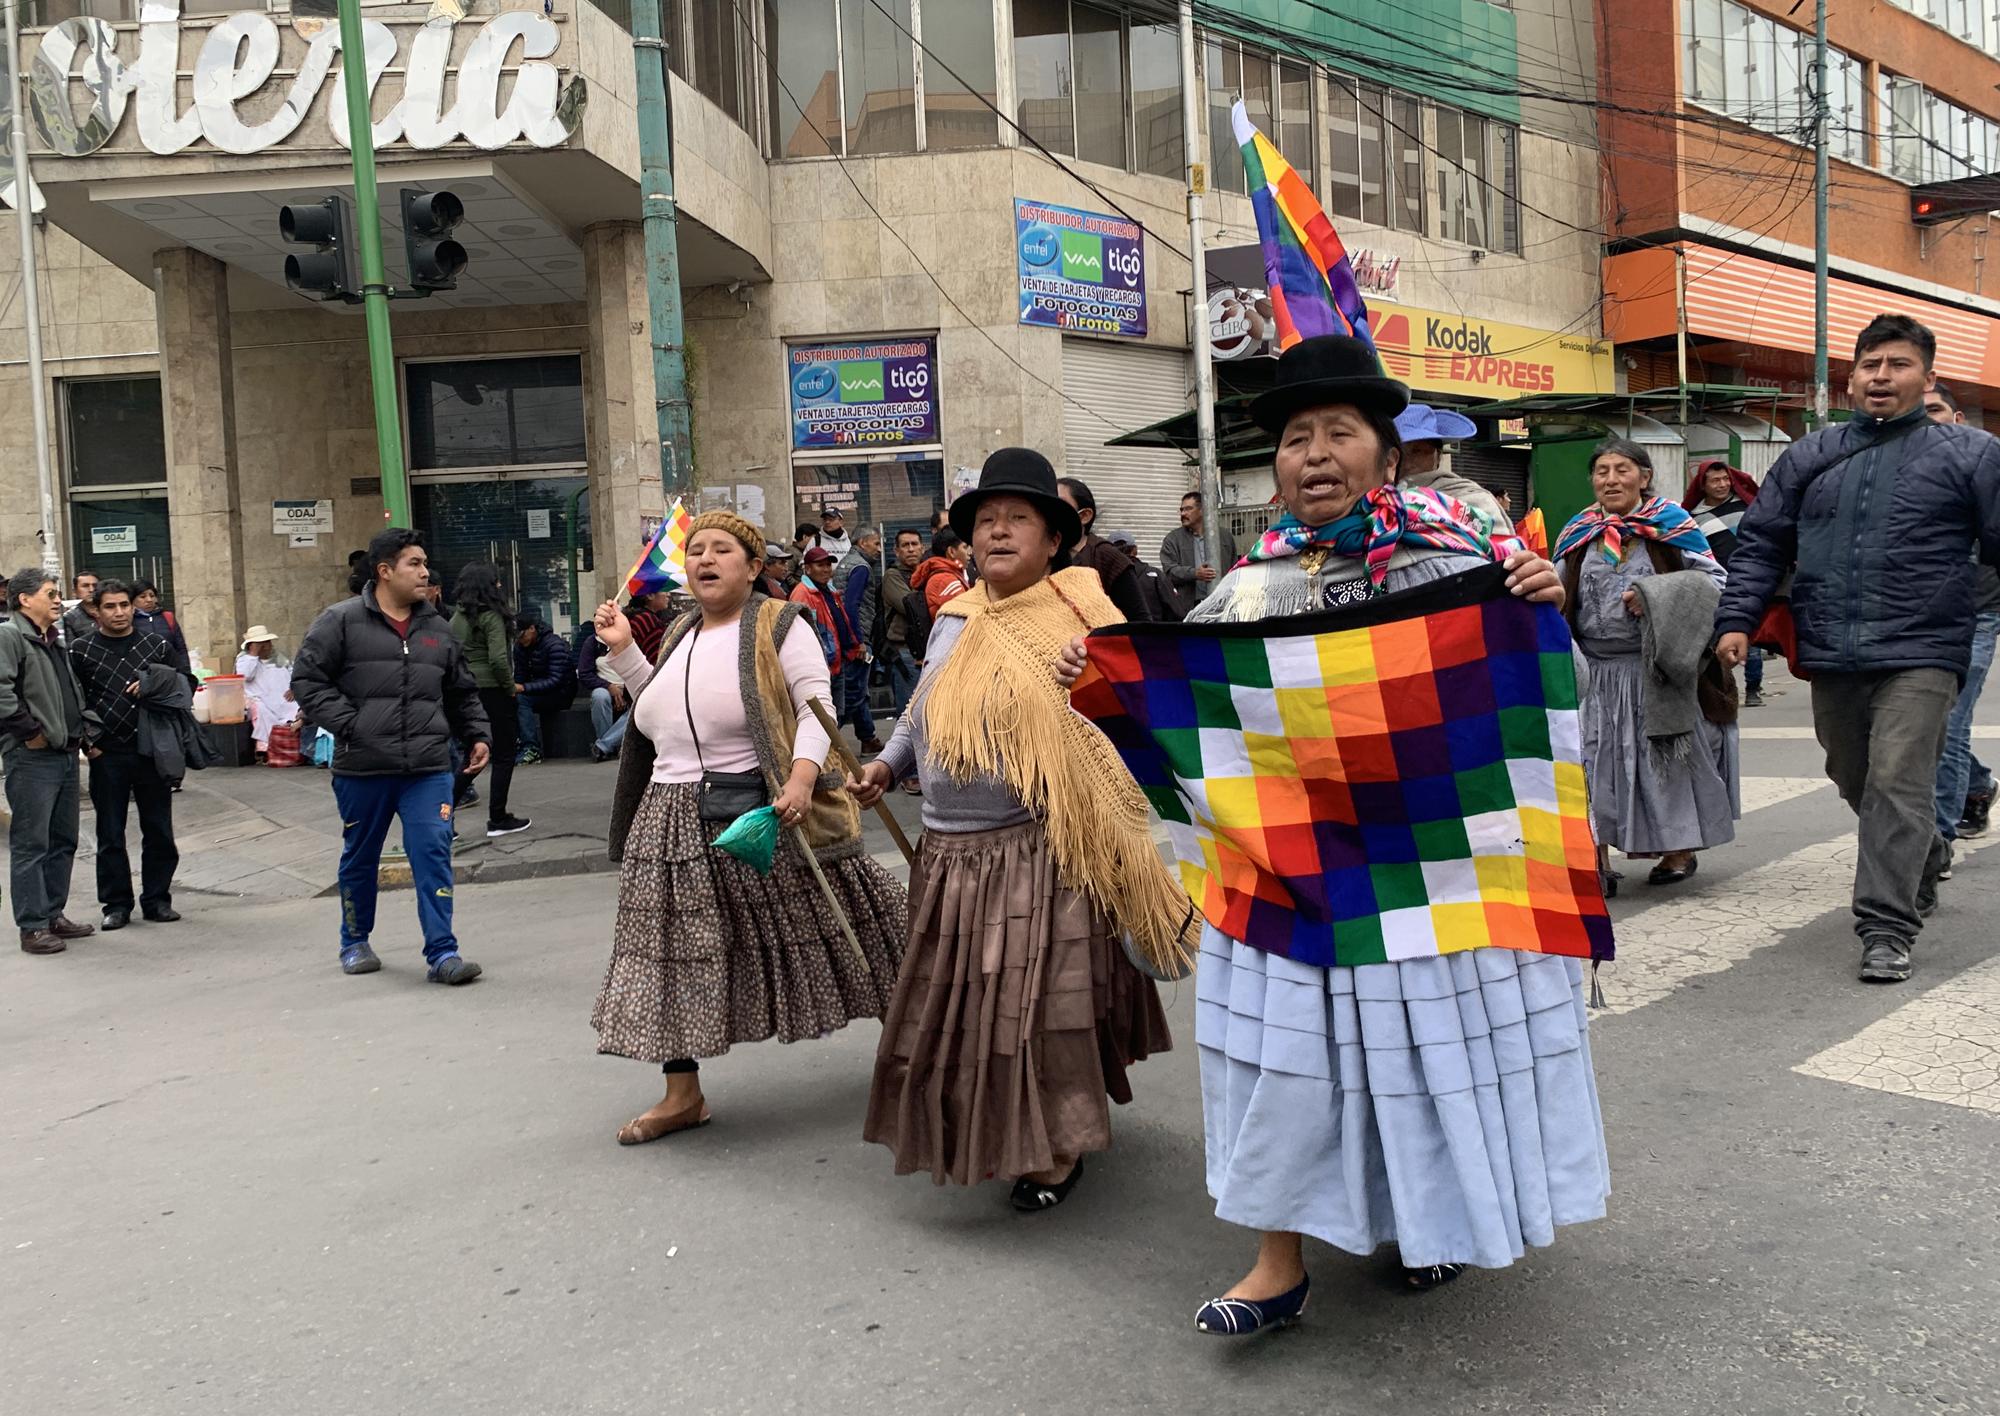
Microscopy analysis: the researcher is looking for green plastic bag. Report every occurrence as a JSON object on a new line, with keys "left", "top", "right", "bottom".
{"left": 713, "top": 805, "right": 782, "bottom": 874}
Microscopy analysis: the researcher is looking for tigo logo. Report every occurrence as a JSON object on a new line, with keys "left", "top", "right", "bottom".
{"left": 792, "top": 363, "right": 836, "bottom": 401}
{"left": 1059, "top": 231, "right": 1105, "bottom": 283}
{"left": 836, "top": 360, "right": 886, "bottom": 404}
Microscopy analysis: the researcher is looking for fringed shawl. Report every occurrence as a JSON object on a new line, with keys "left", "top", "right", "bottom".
{"left": 923, "top": 568, "right": 1196, "bottom": 974}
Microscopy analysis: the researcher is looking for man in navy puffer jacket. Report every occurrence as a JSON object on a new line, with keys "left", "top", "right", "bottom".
{"left": 1716, "top": 313, "right": 2000, "bottom": 984}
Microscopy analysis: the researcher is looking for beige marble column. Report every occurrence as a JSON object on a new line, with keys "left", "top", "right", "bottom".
{"left": 582, "top": 221, "right": 665, "bottom": 601}
{"left": 154, "top": 248, "right": 246, "bottom": 669}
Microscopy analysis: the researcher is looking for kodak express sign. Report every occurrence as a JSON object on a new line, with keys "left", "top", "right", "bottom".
{"left": 1372, "top": 307, "right": 1613, "bottom": 399}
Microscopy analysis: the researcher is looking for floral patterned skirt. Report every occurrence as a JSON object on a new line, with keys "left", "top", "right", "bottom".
{"left": 592, "top": 781, "right": 909, "bottom": 1062}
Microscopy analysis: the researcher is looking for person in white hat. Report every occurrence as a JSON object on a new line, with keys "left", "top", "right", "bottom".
{"left": 1393, "top": 403, "right": 1511, "bottom": 528}
{"left": 235, "top": 625, "right": 300, "bottom": 757}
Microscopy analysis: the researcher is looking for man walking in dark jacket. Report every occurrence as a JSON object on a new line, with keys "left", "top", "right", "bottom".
{"left": 0, "top": 567, "right": 94, "bottom": 955}
{"left": 69, "top": 579, "right": 182, "bottom": 931}
{"left": 293, "top": 529, "right": 492, "bottom": 983}
{"left": 1715, "top": 314, "right": 2000, "bottom": 983}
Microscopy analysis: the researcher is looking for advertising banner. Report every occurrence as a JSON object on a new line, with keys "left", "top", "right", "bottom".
{"left": 1015, "top": 198, "right": 1146, "bottom": 338}
{"left": 787, "top": 338, "right": 939, "bottom": 450}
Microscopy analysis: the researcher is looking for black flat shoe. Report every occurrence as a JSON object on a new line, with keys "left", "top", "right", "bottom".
{"left": 1647, "top": 856, "right": 1699, "bottom": 886}
{"left": 1010, "top": 1157, "right": 1083, "bottom": 1211}
{"left": 1404, "top": 1263, "right": 1467, "bottom": 1291}
{"left": 141, "top": 905, "right": 181, "bottom": 923}
{"left": 101, "top": 908, "right": 131, "bottom": 931}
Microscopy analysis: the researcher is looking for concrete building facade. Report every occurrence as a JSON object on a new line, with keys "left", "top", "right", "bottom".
{"left": 2, "top": 0, "right": 1606, "bottom": 658}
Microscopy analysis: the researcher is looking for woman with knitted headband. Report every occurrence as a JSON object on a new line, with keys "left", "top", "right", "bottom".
{"left": 848, "top": 448, "right": 1192, "bottom": 1211}
{"left": 590, "top": 510, "right": 907, "bottom": 1145}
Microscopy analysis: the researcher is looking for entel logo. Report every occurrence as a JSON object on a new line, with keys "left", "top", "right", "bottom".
{"left": 1020, "top": 227, "right": 1060, "bottom": 267}
{"left": 792, "top": 364, "right": 836, "bottom": 401}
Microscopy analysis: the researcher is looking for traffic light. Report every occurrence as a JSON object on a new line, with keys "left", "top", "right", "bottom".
{"left": 1911, "top": 175, "right": 2000, "bottom": 227}
{"left": 401, "top": 188, "right": 467, "bottom": 292}
{"left": 279, "top": 196, "right": 352, "bottom": 301}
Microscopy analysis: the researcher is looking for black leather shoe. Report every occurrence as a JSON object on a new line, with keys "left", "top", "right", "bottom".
{"left": 141, "top": 905, "right": 182, "bottom": 924}
{"left": 1647, "top": 856, "right": 1700, "bottom": 886}
{"left": 102, "top": 908, "right": 131, "bottom": 931}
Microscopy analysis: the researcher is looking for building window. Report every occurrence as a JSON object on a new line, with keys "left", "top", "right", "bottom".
{"left": 1205, "top": 33, "right": 1309, "bottom": 194}
{"left": 1880, "top": 73, "right": 1996, "bottom": 185}
{"left": 768, "top": 0, "right": 995, "bottom": 158}
{"left": 1389, "top": 92, "right": 1426, "bottom": 235}
{"left": 1683, "top": 0, "right": 1867, "bottom": 159}
{"left": 1323, "top": 78, "right": 1429, "bottom": 235}
{"left": 63, "top": 376, "right": 166, "bottom": 488}
{"left": 1886, "top": 0, "right": 1995, "bottom": 54}
{"left": 1431, "top": 104, "right": 1519, "bottom": 252}
{"left": 407, "top": 356, "right": 588, "bottom": 472}
{"left": 1011, "top": 1, "right": 1183, "bottom": 176}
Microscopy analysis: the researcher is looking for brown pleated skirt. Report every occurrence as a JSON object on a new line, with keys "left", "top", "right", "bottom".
{"left": 592, "top": 781, "right": 908, "bottom": 1062}
{"left": 863, "top": 819, "right": 1172, "bottom": 1185}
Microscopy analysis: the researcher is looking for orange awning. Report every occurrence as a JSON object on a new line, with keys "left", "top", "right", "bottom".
{"left": 1604, "top": 243, "right": 2000, "bottom": 389}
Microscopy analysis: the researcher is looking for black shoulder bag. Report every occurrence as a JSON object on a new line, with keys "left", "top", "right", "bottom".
{"left": 682, "top": 622, "right": 770, "bottom": 823}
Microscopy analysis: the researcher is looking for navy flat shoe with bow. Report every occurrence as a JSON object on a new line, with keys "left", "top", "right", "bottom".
{"left": 1194, "top": 1275, "right": 1310, "bottom": 1336}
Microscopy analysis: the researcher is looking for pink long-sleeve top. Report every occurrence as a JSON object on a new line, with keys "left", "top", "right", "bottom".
{"left": 610, "top": 613, "right": 835, "bottom": 784}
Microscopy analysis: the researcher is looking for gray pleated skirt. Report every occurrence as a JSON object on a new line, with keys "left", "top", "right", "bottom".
{"left": 1581, "top": 651, "right": 1740, "bottom": 856}
{"left": 1196, "top": 924, "right": 1611, "bottom": 1270}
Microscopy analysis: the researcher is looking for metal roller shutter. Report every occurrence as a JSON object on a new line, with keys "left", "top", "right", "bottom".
{"left": 1448, "top": 444, "right": 1530, "bottom": 515}
{"left": 1060, "top": 338, "right": 1195, "bottom": 560}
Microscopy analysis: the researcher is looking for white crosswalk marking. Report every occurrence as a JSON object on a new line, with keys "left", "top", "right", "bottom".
{"left": 1731, "top": 775, "right": 1832, "bottom": 814}
{"left": 1794, "top": 954, "right": 2000, "bottom": 1114}
{"left": 1597, "top": 818, "right": 2000, "bottom": 1018}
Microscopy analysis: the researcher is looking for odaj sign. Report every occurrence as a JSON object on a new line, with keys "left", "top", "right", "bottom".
{"left": 787, "top": 338, "right": 939, "bottom": 450}
{"left": 1015, "top": 198, "right": 1146, "bottom": 338}
{"left": 7, "top": 0, "right": 578, "bottom": 162}
{"left": 1371, "top": 306, "right": 1614, "bottom": 398}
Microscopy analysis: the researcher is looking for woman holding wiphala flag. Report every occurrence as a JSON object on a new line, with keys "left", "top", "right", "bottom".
{"left": 1062, "top": 107, "right": 1611, "bottom": 1327}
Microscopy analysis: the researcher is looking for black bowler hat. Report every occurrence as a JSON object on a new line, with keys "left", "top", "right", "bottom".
{"left": 1247, "top": 334, "right": 1410, "bottom": 436}
{"left": 948, "top": 447, "right": 1084, "bottom": 548}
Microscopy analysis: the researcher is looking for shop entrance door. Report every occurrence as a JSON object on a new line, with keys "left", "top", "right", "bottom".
{"left": 413, "top": 475, "right": 594, "bottom": 636}
{"left": 70, "top": 491, "right": 175, "bottom": 602}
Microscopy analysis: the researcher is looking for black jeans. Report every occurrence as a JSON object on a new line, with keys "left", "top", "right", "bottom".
{"left": 460, "top": 686, "right": 518, "bottom": 824}
{"left": 89, "top": 748, "right": 178, "bottom": 912}
{"left": 3, "top": 743, "right": 81, "bottom": 931}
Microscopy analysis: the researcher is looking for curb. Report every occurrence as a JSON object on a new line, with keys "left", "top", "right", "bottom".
{"left": 318, "top": 851, "right": 619, "bottom": 898}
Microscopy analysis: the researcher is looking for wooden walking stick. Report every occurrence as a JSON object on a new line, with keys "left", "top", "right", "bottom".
{"left": 806, "top": 697, "right": 917, "bottom": 868}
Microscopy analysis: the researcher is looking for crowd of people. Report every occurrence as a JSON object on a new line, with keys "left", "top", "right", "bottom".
{"left": 6, "top": 309, "right": 1997, "bottom": 1337}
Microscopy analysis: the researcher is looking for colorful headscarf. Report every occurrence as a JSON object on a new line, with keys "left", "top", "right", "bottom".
{"left": 1554, "top": 495, "right": 1712, "bottom": 565}
{"left": 1241, "top": 484, "right": 1520, "bottom": 589}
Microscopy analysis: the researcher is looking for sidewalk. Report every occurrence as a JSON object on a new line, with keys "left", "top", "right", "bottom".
{"left": 26, "top": 755, "right": 923, "bottom": 904}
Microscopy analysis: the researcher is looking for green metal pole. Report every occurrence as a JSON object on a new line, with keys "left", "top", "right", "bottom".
{"left": 336, "top": 0, "right": 410, "bottom": 526}
{"left": 1810, "top": 0, "right": 1830, "bottom": 428}
{"left": 629, "top": 0, "right": 694, "bottom": 495}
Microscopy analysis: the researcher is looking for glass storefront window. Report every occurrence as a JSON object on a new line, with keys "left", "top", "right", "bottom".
{"left": 64, "top": 376, "right": 166, "bottom": 488}
{"left": 920, "top": 0, "right": 999, "bottom": 150}
{"left": 765, "top": 0, "right": 842, "bottom": 157}
{"left": 407, "top": 356, "right": 587, "bottom": 471}
{"left": 844, "top": 0, "right": 918, "bottom": 154}
{"left": 793, "top": 458, "right": 944, "bottom": 546}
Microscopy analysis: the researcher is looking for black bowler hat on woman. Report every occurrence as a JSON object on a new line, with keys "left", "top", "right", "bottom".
{"left": 1247, "top": 333, "right": 1411, "bottom": 435}
{"left": 948, "top": 447, "right": 1084, "bottom": 549}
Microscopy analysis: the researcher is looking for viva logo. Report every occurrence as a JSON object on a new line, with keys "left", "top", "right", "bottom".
{"left": 1059, "top": 231, "right": 1105, "bottom": 284}
{"left": 836, "top": 360, "right": 886, "bottom": 404}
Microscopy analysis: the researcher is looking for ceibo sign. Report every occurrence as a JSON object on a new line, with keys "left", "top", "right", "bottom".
{"left": 1015, "top": 198, "right": 1146, "bottom": 339}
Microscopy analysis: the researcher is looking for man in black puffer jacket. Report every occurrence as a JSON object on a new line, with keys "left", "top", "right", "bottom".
{"left": 1716, "top": 314, "right": 2000, "bottom": 985}
{"left": 293, "top": 528, "right": 491, "bottom": 985}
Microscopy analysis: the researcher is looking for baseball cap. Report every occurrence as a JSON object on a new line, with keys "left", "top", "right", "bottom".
{"left": 765, "top": 543, "right": 794, "bottom": 560}
{"left": 802, "top": 547, "right": 836, "bottom": 566}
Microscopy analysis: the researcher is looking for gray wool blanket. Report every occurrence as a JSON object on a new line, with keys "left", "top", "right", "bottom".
{"left": 1633, "top": 568, "right": 1721, "bottom": 766}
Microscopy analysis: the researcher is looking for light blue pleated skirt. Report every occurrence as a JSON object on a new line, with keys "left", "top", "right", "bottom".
{"left": 1196, "top": 924, "right": 1611, "bottom": 1270}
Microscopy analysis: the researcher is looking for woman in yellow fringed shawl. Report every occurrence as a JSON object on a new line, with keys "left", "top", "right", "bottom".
{"left": 849, "top": 448, "right": 1196, "bottom": 1211}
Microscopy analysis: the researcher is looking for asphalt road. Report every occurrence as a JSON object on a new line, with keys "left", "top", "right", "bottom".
{"left": 6, "top": 670, "right": 1998, "bottom": 1415}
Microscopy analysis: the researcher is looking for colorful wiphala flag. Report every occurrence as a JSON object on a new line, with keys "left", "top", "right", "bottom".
{"left": 624, "top": 499, "right": 692, "bottom": 597}
{"left": 1232, "top": 99, "right": 1376, "bottom": 354}
{"left": 1070, "top": 564, "right": 1614, "bottom": 967}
